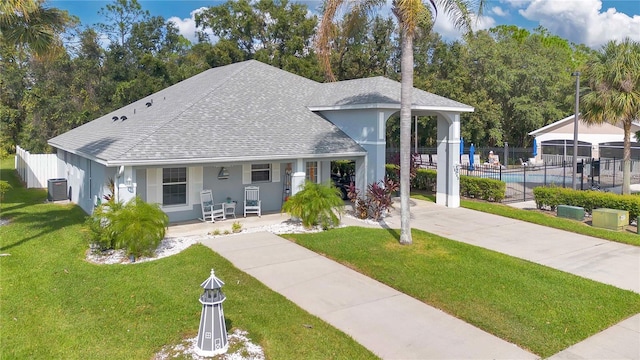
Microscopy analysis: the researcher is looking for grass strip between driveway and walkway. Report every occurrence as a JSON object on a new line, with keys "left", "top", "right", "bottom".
{"left": 284, "top": 227, "right": 640, "bottom": 358}
{"left": 0, "top": 159, "right": 377, "bottom": 360}
{"left": 413, "top": 193, "right": 640, "bottom": 247}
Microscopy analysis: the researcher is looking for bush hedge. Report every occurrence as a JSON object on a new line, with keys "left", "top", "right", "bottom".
{"left": 533, "top": 186, "right": 640, "bottom": 222}
{"left": 460, "top": 176, "right": 506, "bottom": 202}
{"left": 385, "top": 165, "right": 505, "bottom": 202}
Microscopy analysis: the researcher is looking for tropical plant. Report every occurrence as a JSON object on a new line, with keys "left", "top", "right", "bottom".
{"left": 347, "top": 178, "right": 399, "bottom": 221}
{"left": 282, "top": 180, "right": 344, "bottom": 229}
{"left": 317, "top": 0, "right": 485, "bottom": 244}
{"left": 86, "top": 196, "right": 168, "bottom": 257}
{"left": 110, "top": 197, "right": 168, "bottom": 257}
{"left": 581, "top": 38, "right": 640, "bottom": 195}
{"left": 85, "top": 200, "right": 125, "bottom": 250}
{"left": 0, "top": 0, "right": 71, "bottom": 57}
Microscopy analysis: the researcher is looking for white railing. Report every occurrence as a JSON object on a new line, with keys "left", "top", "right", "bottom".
{"left": 15, "top": 145, "right": 58, "bottom": 188}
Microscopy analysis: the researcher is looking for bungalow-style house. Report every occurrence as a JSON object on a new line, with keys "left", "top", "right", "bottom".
{"left": 49, "top": 60, "right": 472, "bottom": 222}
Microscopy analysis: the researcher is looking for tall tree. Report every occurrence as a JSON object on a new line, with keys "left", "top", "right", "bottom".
{"left": 0, "top": 0, "right": 70, "bottom": 57}
{"left": 581, "top": 38, "right": 640, "bottom": 195}
{"left": 196, "top": 0, "right": 320, "bottom": 79}
{"left": 97, "top": 0, "right": 149, "bottom": 46}
{"left": 318, "top": 0, "right": 484, "bottom": 245}
{"left": 330, "top": 13, "right": 396, "bottom": 80}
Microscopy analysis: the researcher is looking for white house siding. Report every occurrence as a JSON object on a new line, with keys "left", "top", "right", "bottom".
{"left": 54, "top": 150, "right": 107, "bottom": 214}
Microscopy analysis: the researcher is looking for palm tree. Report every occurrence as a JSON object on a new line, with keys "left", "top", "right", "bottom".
{"left": 581, "top": 38, "right": 640, "bottom": 195}
{"left": 0, "top": 0, "right": 70, "bottom": 57}
{"left": 317, "top": 0, "right": 484, "bottom": 244}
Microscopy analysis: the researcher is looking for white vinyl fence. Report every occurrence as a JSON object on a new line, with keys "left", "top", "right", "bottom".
{"left": 15, "top": 145, "right": 58, "bottom": 188}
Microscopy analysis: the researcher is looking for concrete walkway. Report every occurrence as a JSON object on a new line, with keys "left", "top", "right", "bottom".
{"left": 171, "top": 199, "right": 640, "bottom": 359}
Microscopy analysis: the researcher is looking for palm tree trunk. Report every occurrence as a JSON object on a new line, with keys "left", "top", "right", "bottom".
{"left": 399, "top": 28, "right": 413, "bottom": 245}
{"left": 623, "top": 121, "right": 631, "bottom": 195}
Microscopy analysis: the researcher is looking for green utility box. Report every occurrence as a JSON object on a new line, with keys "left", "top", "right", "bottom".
{"left": 592, "top": 208, "right": 628, "bottom": 231}
{"left": 557, "top": 205, "right": 585, "bottom": 221}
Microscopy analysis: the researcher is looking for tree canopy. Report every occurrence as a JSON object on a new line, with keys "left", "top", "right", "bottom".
{"left": 0, "top": 0, "right": 605, "bottom": 155}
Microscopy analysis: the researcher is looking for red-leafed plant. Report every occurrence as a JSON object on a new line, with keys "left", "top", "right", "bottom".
{"left": 347, "top": 177, "right": 399, "bottom": 221}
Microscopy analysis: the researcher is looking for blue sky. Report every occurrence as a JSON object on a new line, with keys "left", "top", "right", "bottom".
{"left": 50, "top": 0, "right": 640, "bottom": 48}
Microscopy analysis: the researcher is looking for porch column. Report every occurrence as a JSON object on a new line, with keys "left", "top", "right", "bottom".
{"left": 116, "top": 166, "right": 137, "bottom": 203}
{"left": 435, "top": 113, "right": 460, "bottom": 208}
{"left": 292, "top": 159, "right": 306, "bottom": 195}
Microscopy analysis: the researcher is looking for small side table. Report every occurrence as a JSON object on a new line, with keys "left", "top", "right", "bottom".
{"left": 223, "top": 201, "right": 236, "bottom": 219}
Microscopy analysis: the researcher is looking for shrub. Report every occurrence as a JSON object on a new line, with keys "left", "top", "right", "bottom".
{"left": 86, "top": 197, "right": 169, "bottom": 257}
{"left": 0, "top": 180, "right": 12, "bottom": 201}
{"left": 386, "top": 153, "right": 419, "bottom": 182}
{"left": 460, "top": 176, "right": 505, "bottom": 202}
{"left": 412, "top": 169, "right": 437, "bottom": 191}
{"left": 282, "top": 180, "right": 344, "bottom": 229}
{"left": 385, "top": 164, "right": 505, "bottom": 202}
{"left": 347, "top": 178, "right": 399, "bottom": 221}
{"left": 86, "top": 201, "right": 125, "bottom": 250}
{"left": 533, "top": 186, "right": 640, "bottom": 221}
{"left": 231, "top": 221, "right": 242, "bottom": 233}
{"left": 386, "top": 166, "right": 437, "bottom": 192}
{"left": 385, "top": 164, "right": 399, "bottom": 183}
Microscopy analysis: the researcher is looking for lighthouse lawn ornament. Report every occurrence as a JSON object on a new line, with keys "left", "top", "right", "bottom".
{"left": 196, "top": 269, "right": 229, "bottom": 356}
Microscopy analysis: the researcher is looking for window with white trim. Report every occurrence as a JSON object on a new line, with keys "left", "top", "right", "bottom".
{"left": 162, "top": 167, "right": 187, "bottom": 205}
{"left": 251, "top": 164, "right": 271, "bottom": 182}
{"left": 306, "top": 161, "right": 318, "bottom": 183}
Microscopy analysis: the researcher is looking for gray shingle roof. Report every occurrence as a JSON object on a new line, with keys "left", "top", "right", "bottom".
{"left": 308, "top": 76, "right": 473, "bottom": 110}
{"left": 49, "top": 60, "right": 471, "bottom": 165}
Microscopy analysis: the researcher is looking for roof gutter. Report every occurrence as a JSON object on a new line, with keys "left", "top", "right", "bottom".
{"left": 308, "top": 103, "right": 474, "bottom": 113}
{"left": 104, "top": 151, "right": 368, "bottom": 167}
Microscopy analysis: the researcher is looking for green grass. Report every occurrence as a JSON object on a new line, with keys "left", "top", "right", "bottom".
{"left": 412, "top": 192, "right": 640, "bottom": 246}
{"left": 284, "top": 227, "right": 640, "bottom": 358}
{"left": 0, "top": 158, "right": 377, "bottom": 360}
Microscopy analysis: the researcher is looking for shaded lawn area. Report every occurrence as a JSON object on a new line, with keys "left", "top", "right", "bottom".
{"left": 284, "top": 227, "right": 640, "bottom": 358}
{"left": 0, "top": 159, "right": 377, "bottom": 360}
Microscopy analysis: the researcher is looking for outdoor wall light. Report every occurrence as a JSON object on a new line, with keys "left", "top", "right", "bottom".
{"left": 125, "top": 177, "right": 133, "bottom": 191}
{"left": 218, "top": 167, "right": 230, "bottom": 179}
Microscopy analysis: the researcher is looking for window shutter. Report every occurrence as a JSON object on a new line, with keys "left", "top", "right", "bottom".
{"left": 272, "top": 163, "right": 280, "bottom": 182}
{"left": 190, "top": 167, "right": 203, "bottom": 204}
{"left": 242, "top": 164, "right": 251, "bottom": 184}
{"left": 147, "top": 168, "right": 160, "bottom": 203}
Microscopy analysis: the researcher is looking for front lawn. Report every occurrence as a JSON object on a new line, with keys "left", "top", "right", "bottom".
{"left": 0, "top": 158, "right": 376, "bottom": 359}
{"left": 284, "top": 227, "right": 640, "bottom": 358}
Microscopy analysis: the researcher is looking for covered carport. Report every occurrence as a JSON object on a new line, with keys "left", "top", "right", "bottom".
{"left": 309, "top": 77, "right": 474, "bottom": 208}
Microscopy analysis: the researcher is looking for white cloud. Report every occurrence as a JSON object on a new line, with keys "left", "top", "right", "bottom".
{"left": 433, "top": 13, "right": 496, "bottom": 41}
{"left": 491, "top": 6, "right": 509, "bottom": 17}
{"left": 513, "top": 0, "right": 640, "bottom": 48}
{"left": 166, "top": 7, "right": 214, "bottom": 44}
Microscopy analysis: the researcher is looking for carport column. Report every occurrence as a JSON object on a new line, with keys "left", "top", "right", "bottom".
{"left": 354, "top": 157, "right": 367, "bottom": 194}
{"left": 435, "top": 113, "right": 460, "bottom": 208}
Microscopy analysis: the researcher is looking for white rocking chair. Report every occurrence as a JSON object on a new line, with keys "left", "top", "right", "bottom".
{"left": 200, "top": 189, "right": 225, "bottom": 222}
{"left": 244, "top": 186, "right": 261, "bottom": 217}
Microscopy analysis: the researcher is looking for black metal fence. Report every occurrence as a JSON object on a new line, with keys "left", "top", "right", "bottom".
{"left": 415, "top": 156, "right": 639, "bottom": 203}
{"left": 387, "top": 146, "right": 535, "bottom": 166}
